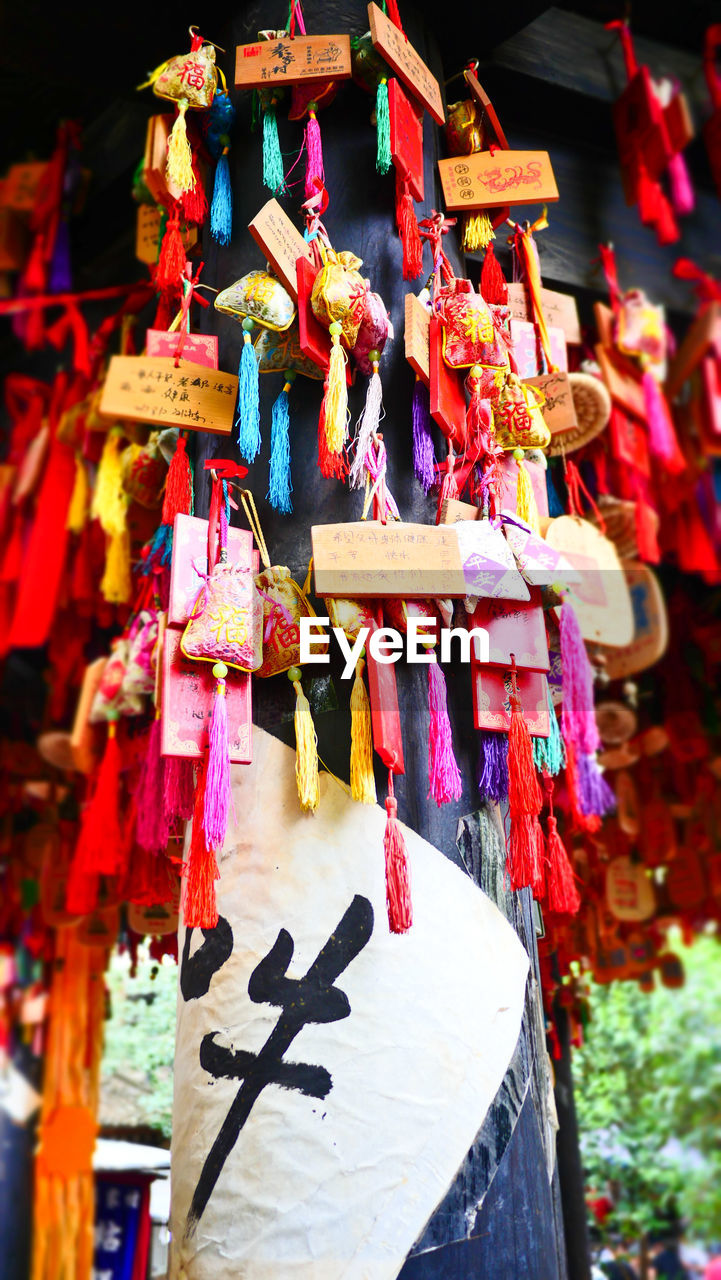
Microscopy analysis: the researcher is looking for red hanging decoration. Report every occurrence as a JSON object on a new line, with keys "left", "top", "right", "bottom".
{"left": 383, "top": 770, "right": 412, "bottom": 933}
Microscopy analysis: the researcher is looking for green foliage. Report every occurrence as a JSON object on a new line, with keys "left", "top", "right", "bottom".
{"left": 101, "top": 946, "right": 177, "bottom": 1141}
{"left": 573, "top": 931, "right": 721, "bottom": 1242}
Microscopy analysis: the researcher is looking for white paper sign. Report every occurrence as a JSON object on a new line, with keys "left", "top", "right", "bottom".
{"left": 455, "top": 519, "right": 530, "bottom": 601}
{"left": 501, "top": 511, "right": 581, "bottom": 588}
{"left": 170, "top": 729, "right": 528, "bottom": 1280}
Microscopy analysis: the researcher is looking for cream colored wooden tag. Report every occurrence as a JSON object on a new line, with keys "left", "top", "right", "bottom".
{"left": 606, "top": 855, "right": 655, "bottom": 922}
{"left": 524, "top": 371, "right": 577, "bottom": 434}
{"left": 235, "top": 33, "right": 352, "bottom": 89}
{"left": 600, "top": 563, "right": 668, "bottom": 680}
{"left": 437, "top": 498, "right": 481, "bottom": 524}
{"left": 404, "top": 293, "right": 431, "bottom": 384}
{"left": 544, "top": 515, "right": 634, "bottom": 647}
{"left": 506, "top": 283, "right": 581, "bottom": 345}
{"left": 136, "top": 205, "right": 162, "bottom": 265}
{"left": 312, "top": 521, "right": 466, "bottom": 597}
{"left": 99, "top": 356, "right": 237, "bottom": 434}
{"left": 368, "top": 2, "right": 445, "bottom": 124}
{"left": 438, "top": 150, "right": 558, "bottom": 211}
{"left": 248, "top": 199, "right": 314, "bottom": 301}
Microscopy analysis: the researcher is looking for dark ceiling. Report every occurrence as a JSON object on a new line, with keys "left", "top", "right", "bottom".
{"left": 2, "top": 1, "right": 720, "bottom": 172}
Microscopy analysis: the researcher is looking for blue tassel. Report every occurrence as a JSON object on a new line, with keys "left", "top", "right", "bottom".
{"left": 533, "top": 689, "right": 566, "bottom": 776}
{"left": 210, "top": 151, "right": 232, "bottom": 246}
{"left": 546, "top": 466, "right": 564, "bottom": 516}
{"left": 267, "top": 379, "right": 294, "bottom": 514}
{"left": 236, "top": 329, "right": 261, "bottom": 462}
{"left": 148, "top": 522, "right": 173, "bottom": 568}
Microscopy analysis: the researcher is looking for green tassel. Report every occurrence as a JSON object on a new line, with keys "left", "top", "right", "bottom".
{"left": 533, "top": 688, "right": 566, "bottom": 776}
{"left": 376, "top": 78, "right": 392, "bottom": 175}
{"left": 262, "top": 105, "right": 286, "bottom": 195}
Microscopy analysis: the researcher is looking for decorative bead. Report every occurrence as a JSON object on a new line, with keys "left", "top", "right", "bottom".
{"left": 242, "top": 317, "right": 255, "bottom": 333}
{"left": 470, "top": 363, "right": 483, "bottom": 378}
{"left": 212, "top": 662, "right": 228, "bottom": 679}
{"left": 286, "top": 369, "right": 297, "bottom": 383}
{"left": 368, "top": 348, "right": 380, "bottom": 364}
{"left": 513, "top": 446, "right": 525, "bottom": 461}
{"left": 329, "top": 321, "right": 342, "bottom": 337}
{"left": 287, "top": 665, "right": 302, "bottom": 683}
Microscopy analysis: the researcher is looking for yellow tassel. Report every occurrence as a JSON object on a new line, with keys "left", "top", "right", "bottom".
{"left": 166, "top": 100, "right": 195, "bottom": 194}
{"left": 293, "top": 679, "right": 319, "bottom": 813}
{"left": 90, "top": 430, "right": 128, "bottom": 538}
{"left": 462, "top": 211, "right": 495, "bottom": 253}
{"left": 101, "top": 529, "right": 132, "bottom": 605}
{"left": 516, "top": 459, "right": 541, "bottom": 535}
{"left": 66, "top": 456, "right": 89, "bottom": 534}
{"left": 323, "top": 333, "right": 348, "bottom": 455}
{"left": 350, "top": 657, "right": 376, "bottom": 804}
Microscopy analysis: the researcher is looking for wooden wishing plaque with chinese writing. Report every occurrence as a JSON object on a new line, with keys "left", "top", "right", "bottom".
{"left": 506, "top": 283, "right": 581, "bottom": 345}
{"left": 100, "top": 356, "right": 237, "bottom": 435}
{"left": 368, "top": 3, "right": 445, "bottom": 124}
{"left": 438, "top": 150, "right": 558, "bottom": 211}
{"left": 235, "top": 34, "right": 352, "bottom": 89}
{"left": 524, "top": 370, "right": 577, "bottom": 434}
{"left": 404, "top": 293, "right": 430, "bottom": 384}
{"left": 312, "top": 522, "right": 466, "bottom": 598}
{"left": 249, "top": 199, "right": 314, "bottom": 301}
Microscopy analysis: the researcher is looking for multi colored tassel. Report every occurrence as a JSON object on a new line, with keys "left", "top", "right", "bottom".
{"left": 236, "top": 319, "right": 261, "bottom": 461}
{"left": 384, "top": 770, "right": 412, "bottom": 933}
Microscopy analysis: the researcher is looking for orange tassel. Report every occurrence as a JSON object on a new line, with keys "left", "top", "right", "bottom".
{"left": 384, "top": 771, "right": 412, "bottom": 933}
{"left": 182, "top": 755, "right": 219, "bottom": 928}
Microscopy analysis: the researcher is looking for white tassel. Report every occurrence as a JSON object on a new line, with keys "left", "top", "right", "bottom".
{"left": 348, "top": 364, "right": 384, "bottom": 491}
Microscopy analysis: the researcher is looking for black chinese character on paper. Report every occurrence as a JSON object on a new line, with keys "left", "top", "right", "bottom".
{"left": 184, "top": 895, "right": 374, "bottom": 1238}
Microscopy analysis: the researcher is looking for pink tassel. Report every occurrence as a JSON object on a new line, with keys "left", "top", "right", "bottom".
{"left": 136, "top": 718, "right": 171, "bottom": 853}
{"left": 304, "top": 110, "right": 324, "bottom": 200}
{"left": 428, "top": 655, "right": 462, "bottom": 804}
{"left": 559, "top": 600, "right": 598, "bottom": 756}
{"left": 668, "top": 151, "right": 695, "bottom": 217}
{"left": 203, "top": 664, "right": 230, "bottom": 851}
{"left": 641, "top": 370, "right": 686, "bottom": 474}
{"left": 163, "top": 754, "right": 196, "bottom": 827}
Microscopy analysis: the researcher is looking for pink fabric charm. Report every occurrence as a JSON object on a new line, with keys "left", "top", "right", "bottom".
{"left": 352, "top": 291, "right": 389, "bottom": 375}
{"left": 182, "top": 562, "right": 263, "bottom": 672}
{"left": 641, "top": 370, "right": 686, "bottom": 474}
{"left": 428, "top": 656, "right": 463, "bottom": 805}
{"left": 667, "top": 151, "right": 695, "bottom": 217}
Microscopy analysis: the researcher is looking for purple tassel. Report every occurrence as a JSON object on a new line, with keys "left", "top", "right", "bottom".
{"left": 577, "top": 752, "right": 616, "bottom": 818}
{"left": 560, "top": 600, "right": 599, "bottom": 755}
{"left": 478, "top": 731, "right": 509, "bottom": 802}
{"left": 49, "top": 219, "right": 72, "bottom": 293}
{"left": 136, "top": 720, "right": 172, "bottom": 853}
{"left": 428, "top": 658, "right": 463, "bottom": 804}
{"left": 668, "top": 151, "right": 695, "bottom": 217}
{"left": 412, "top": 379, "right": 436, "bottom": 494}
{"left": 163, "top": 755, "right": 196, "bottom": 828}
{"left": 203, "top": 675, "right": 230, "bottom": 850}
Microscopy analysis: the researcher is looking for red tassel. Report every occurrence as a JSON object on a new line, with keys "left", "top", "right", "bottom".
{"left": 74, "top": 717, "right": 125, "bottom": 876}
{"left": 634, "top": 499, "right": 660, "bottom": 563}
{"left": 480, "top": 243, "right": 508, "bottom": 305}
{"left": 653, "top": 188, "right": 680, "bottom": 245}
{"left": 162, "top": 433, "right": 193, "bottom": 525}
{"left": 506, "top": 670, "right": 544, "bottom": 894}
{"left": 395, "top": 172, "right": 424, "bottom": 281}
{"left": 183, "top": 755, "right": 219, "bottom": 928}
{"left": 542, "top": 775, "right": 580, "bottom": 914}
{"left": 384, "top": 771, "right": 412, "bottom": 933}
{"left": 155, "top": 212, "right": 186, "bottom": 296}
{"left": 317, "top": 379, "right": 348, "bottom": 481}
{"left": 182, "top": 154, "right": 207, "bottom": 225}
{"left": 0, "top": 511, "right": 24, "bottom": 582}
{"left": 65, "top": 855, "right": 99, "bottom": 916}
{"left": 636, "top": 160, "right": 661, "bottom": 225}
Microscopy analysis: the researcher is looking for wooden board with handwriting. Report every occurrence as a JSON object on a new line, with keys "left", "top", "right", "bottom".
{"left": 249, "top": 199, "right": 314, "bottom": 301}
{"left": 404, "top": 293, "right": 431, "bottom": 384}
{"left": 99, "top": 356, "right": 237, "bottom": 434}
{"left": 506, "top": 283, "right": 581, "bottom": 345}
{"left": 235, "top": 34, "right": 352, "bottom": 89}
{"left": 368, "top": 2, "right": 445, "bottom": 124}
{"left": 524, "top": 371, "right": 577, "bottom": 435}
{"left": 136, "top": 204, "right": 162, "bottom": 265}
{"left": 438, "top": 150, "right": 558, "bottom": 211}
{"left": 312, "top": 521, "right": 466, "bottom": 598}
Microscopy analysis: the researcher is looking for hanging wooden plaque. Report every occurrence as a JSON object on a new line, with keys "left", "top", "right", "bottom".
{"left": 506, "top": 283, "right": 581, "bottom": 345}
{"left": 404, "top": 293, "right": 430, "bottom": 384}
{"left": 249, "top": 199, "right": 314, "bottom": 301}
{"left": 312, "top": 521, "right": 466, "bottom": 598}
{"left": 429, "top": 315, "right": 466, "bottom": 448}
{"left": 600, "top": 563, "right": 668, "bottom": 680}
{"left": 524, "top": 371, "right": 577, "bottom": 435}
{"left": 543, "top": 515, "right": 634, "bottom": 647}
{"left": 438, "top": 151, "right": 558, "bottom": 212}
{"left": 368, "top": 2, "right": 445, "bottom": 124}
{"left": 235, "top": 34, "right": 352, "bottom": 89}
{"left": 100, "top": 356, "right": 237, "bottom": 434}
{"left": 389, "top": 77, "right": 424, "bottom": 201}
